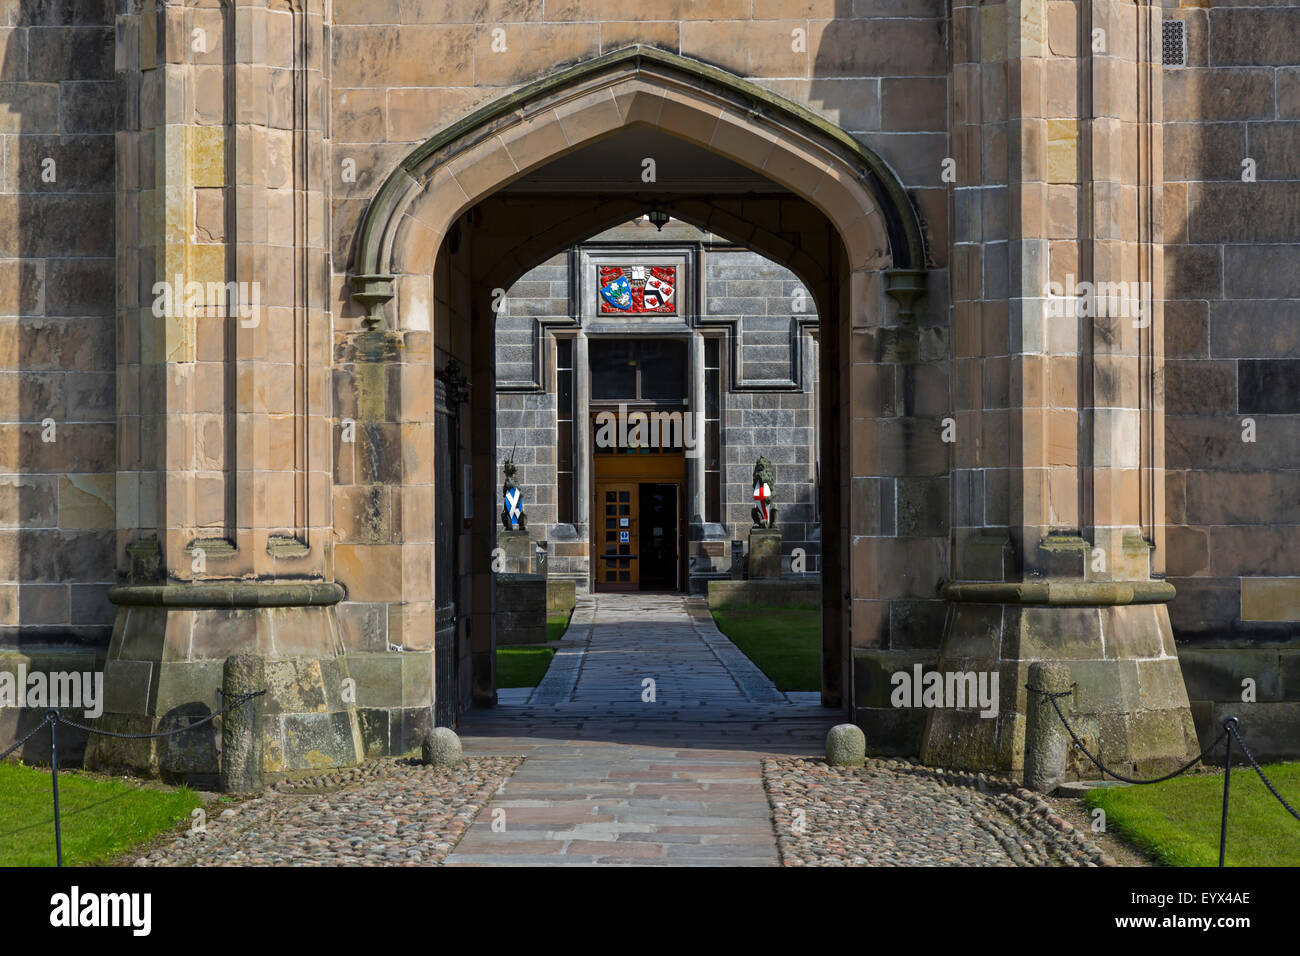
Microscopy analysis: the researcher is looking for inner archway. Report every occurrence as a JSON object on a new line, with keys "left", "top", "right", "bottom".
{"left": 340, "top": 46, "right": 930, "bottom": 734}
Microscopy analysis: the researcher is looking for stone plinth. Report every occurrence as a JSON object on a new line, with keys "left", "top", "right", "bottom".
{"left": 917, "top": 585, "right": 1200, "bottom": 778}
{"left": 547, "top": 578, "right": 576, "bottom": 612}
{"left": 495, "top": 573, "right": 547, "bottom": 645}
{"left": 85, "top": 583, "right": 365, "bottom": 786}
{"left": 747, "top": 530, "right": 782, "bottom": 579}
{"left": 498, "top": 529, "right": 533, "bottom": 574}
{"left": 0, "top": 646, "right": 108, "bottom": 764}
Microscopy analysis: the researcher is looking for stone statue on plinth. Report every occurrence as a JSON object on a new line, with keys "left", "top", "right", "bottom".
{"left": 501, "top": 458, "right": 526, "bottom": 531}
{"left": 751, "top": 455, "right": 778, "bottom": 529}
{"left": 748, "top": 456, "right": 782, "bottom": 579}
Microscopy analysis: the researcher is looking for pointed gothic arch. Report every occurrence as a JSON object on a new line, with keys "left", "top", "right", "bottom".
{"left": 347, "top": 45, "right": 927, "bottom": 323}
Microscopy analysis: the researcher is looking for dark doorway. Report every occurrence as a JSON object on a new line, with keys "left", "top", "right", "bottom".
{"left": 638, "top": 482, "right": 679, "bottom": 590}
{"left": 433, "top": 392, "right": 459, "bottom": 727}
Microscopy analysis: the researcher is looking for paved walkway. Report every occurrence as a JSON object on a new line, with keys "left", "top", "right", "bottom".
{"left": 447, "top": 592, "right": 838, "bottom": 865}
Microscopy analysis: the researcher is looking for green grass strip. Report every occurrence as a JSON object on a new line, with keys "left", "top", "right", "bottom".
{"left": 1084, "top": 762, "right": 1300, "bottom": 867}
{"left": 496, "top": 647, "right": 556, "bottom": 688}
{"left": 710, "top": 606, "right": 820, "bottom": 692}
{"left": 0, "top": 762, "right": 202, "bottom": 867}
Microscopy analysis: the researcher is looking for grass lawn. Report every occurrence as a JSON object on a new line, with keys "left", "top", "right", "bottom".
{"left": 1084, "top": 762, "right": 1300, "bottom": 867}
{"left": 496, "top": 647, "right": 556, "bottom": 688}
{"left": 711, "top": 605, "right": 819, "bottom": 692}
{"left": 546, "top": 609, "right": 571, "bottom": 643}
{"left": 496, "top": 610, "right": 570, "bottom": 688}
{"left": 0, "top": 762, "right": 202, "bottom": 867}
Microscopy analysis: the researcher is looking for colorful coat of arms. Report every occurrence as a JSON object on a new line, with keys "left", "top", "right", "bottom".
{"left": 598, "top": 266, "right": 677, "bottom": 314}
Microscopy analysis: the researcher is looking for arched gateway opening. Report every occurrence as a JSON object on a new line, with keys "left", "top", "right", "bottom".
{"left": 340, "top": 46, "right": 930, "bottom": 743}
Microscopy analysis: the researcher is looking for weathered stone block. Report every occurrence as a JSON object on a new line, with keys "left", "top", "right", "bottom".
{"left": 706, "top": 578, "right": 819, "bottom": 609}
{"left": 546, "top": 578, "right": 576, "bottom": 612}
{"left": 400, "top": 651, "right": 433, "bottom": 707}
{"left": 495, "top": 573, "right": 546, "bottom": 644}
{"left": 852, "top": 706, "right": 928, "bottom": 757}
{"left": 346, "top": 651, "right": 403, "bottom": 709}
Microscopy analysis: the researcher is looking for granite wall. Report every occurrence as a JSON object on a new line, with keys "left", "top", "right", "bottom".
{"left": 493, "top": 226, "right": 821, "bottom": 588}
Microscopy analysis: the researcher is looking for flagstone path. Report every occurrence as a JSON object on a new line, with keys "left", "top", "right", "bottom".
{"left": 447, "top": 593, "right": 832, "bottom": 865}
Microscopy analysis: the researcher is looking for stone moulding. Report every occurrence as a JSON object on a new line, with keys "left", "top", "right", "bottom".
{"left": 941, "top": 580, "right": 1176, "bottom": 606}
{"left": 107, "top": 582, "right": 346, "bottom": 609}
{"left": 348, "top": 44, "right": 927, "bottom": 302}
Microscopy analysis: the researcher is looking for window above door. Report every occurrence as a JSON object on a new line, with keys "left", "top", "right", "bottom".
{"left": 590, "top": 339, "right": 687, "bottom": 402}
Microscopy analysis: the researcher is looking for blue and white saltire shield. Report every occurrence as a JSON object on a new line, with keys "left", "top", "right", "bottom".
{"left": 504, "top": 487, "right": 522, "bottom": 527}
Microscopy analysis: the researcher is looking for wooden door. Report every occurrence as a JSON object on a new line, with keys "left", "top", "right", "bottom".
{"left": 597, "top": 483, "right": 638, "bottom": 590}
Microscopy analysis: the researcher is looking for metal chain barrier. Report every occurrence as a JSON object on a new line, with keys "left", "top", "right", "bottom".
{"left": 0, "top": 689, "right": 266, "bottom": 868}
{"left": 1027, "top": 682, "right": 1299, "bottom": 867}
{"left": 0, "top": 713, "right": 56, "bottom": 763}
{"left": 1029, "top": 684, "right": 1229, "bottom": 785}
{"left": 1225, "top": 720, "right": 1300, "bottom": 823}
{"left": 54, "top": 689, "right": 265, "bottom": 738}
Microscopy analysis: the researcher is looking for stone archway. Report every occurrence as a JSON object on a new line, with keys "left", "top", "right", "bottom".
{"left": 335, "top": 45, "right": 935, "bottom": 735}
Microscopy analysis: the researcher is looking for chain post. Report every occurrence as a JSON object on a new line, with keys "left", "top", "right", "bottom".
{"left": 1219, "top": 716, "right": 1238, "bottom": 869}
{"left": 47, "top": 709, "right": 62, "bottom": 867}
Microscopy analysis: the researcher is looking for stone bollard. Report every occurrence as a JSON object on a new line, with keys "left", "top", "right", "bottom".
{"left": 1025, "top": 661, "right": 1072, "bottom": 794}
{"left": 422, "top": 727, "right": 463, "bottom": 767}
{"left": 220, "top": 654, "right": 264, "bottom": 794}
{"left": 826, "top": 723, "right": 866, "bottom": 767}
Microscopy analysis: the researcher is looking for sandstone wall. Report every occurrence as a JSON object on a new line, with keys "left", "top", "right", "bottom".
{"left": 0, "top": 0, "right": 116, "bottom": 648}
{"left": 327, "top": 0, "right": 951, "bottom": 326}
{"left": 1161, "top": 0, "right": 1300, "bottom": 738}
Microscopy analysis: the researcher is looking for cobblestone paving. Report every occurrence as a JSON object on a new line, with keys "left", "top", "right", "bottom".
{"left": 765, "top": 757, "right": 1116, "bottom": 866}
{"left": 134, "top": 757, "right": 519, "bottom": 866}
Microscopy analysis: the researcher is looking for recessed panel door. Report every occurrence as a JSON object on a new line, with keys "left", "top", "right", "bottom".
{"left": 597, "top": 484, "right": 638, "bottom": 591}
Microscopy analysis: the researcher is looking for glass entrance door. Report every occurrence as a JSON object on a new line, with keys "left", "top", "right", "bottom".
{"left": 597, "top": 484, "right": 639, "bottom": 590}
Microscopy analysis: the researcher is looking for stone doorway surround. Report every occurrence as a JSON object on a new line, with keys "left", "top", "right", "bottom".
{"left": 339, "top": 45, "right": 931, "bottom": 742}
